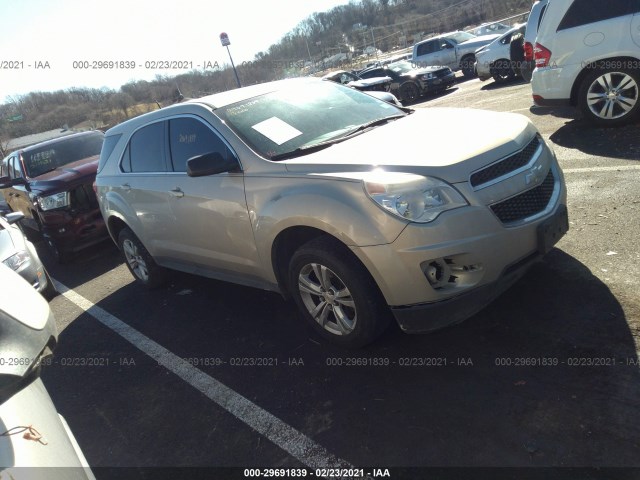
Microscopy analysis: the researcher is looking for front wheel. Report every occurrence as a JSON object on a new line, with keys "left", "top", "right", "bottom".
{"left": 399, "top": 82, "right": 420, "bottom": 103}
{"left": 288, "top": 237, "right": 391, "bottom": 348}
{"left": 578, "top": 66, "right": 640, "bottom": 127}
{"left": 118, "top": 227, "right": 166, "bottom": 288}
{"left": 491, "top": 59, "right": 515, "bottom": 83}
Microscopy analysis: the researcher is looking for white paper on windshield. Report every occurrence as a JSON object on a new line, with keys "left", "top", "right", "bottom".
{"left": 251, "top": 117, "right": 302, "bottom": 145}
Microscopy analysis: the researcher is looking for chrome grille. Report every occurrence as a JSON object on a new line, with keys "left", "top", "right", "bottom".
{"left": 490, "top": 170, "right": 555, "bottom": 224}
{"left": 470, "top": 135, "right": 541, "bottom": 188}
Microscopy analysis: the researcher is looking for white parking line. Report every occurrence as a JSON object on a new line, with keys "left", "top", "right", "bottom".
{"left": 54, "top": 280, "right": 352, "bottom": 470}
{"left": 563, "top": 165, "right": 640, "bottom": 174}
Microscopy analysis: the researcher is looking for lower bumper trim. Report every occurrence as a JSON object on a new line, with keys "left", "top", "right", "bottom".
{"left": 391, "top": 252, "right": 542, "bottom": 334}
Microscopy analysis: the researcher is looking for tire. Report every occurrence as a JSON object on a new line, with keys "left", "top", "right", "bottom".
{"left": 288, "top": 236, "right": 391, "bottom": 348}
{"left": 41, "top": 269, "right": 58, "bottom": 301}
{"left": 491, "top": 59, "right": 515, "bottom": 83}
{"left": 578, "top": 66, "right": 640, "bottom": 127}
{"left": 399, "top": 82, "right": 420, "bottom": 103}
{"left": 460, "top": 55, "right": 477, "bottom": 79}
{"left": 44, "top": 236, "right": 71, "bottom": 264}
{"left": 118, "top": 227, "right": 166, "bottom": 289}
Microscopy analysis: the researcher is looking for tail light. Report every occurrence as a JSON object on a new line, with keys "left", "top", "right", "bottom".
{"left": 534, "top": 42, "right": 551, "bottom": 68}
{"left": 523, "top": 42, "right": 533, "bottom": 62}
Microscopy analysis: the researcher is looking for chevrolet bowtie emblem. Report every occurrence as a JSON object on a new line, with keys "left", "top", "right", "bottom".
{"left": 525, "top": 164, "right": 544, "bottom": 186}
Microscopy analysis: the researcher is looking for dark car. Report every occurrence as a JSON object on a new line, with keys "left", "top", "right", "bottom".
{"left": 358, "top": 60, "right": 455, "bottom": 103}
{"left": 0, "top": 131, "right": 107, "bottom": 262}
{"left": 322, "top": 70, "right": 392, "bottom": 92}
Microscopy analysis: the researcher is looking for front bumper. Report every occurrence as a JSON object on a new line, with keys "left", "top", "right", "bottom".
{"left": 421, "top": 71, "right": 456, "bottom": 93}
{"left": 350, "top": 140, "right": 568, "bottom": 333}
{"left": 40, "top": 208, "right": 108, "bottom": 253}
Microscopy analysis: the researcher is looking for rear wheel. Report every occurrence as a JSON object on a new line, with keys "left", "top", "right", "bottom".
{"left": 118, "top": 227, "right": 166, "bottom": 288}
{"left": 578, "top": 66, "right": 640, "bottom": 127}
{"left": 288, "top": 236, "right": 391, "bottom": 348}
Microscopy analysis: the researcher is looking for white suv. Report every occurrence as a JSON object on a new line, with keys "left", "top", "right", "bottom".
{"left": 531, "top": 0, "right": 640, "bottom": 126}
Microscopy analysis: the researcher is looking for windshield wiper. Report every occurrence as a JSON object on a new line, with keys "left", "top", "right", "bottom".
{"left": 339, "top": 114, "right": 405, "bottom": 139}
{"left": 270, "top": 115, "right": 405, "bottom": 161}
{"left": 270, "top": 141, "right": 337, "bottom": 161}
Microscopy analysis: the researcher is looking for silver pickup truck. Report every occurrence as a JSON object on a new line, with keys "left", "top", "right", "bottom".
{"left": 412, "top": 31, "right": 501, "bottom": 78}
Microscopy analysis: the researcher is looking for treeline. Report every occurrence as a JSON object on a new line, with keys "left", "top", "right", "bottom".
{"left": 1, "top": 0, "right": 531, "bottom": 149}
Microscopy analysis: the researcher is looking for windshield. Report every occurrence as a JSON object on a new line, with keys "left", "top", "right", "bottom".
{"left": 216, "top": 81, "right": 405, "bottom": 160}
{"left": 24, "top": 132, "right": 104, "bottom": 177}
{"left": 446, "top": 31, "right": 476, "bottom": 44}
{"left": 388, "top": 61, "right": 414, "bottom": 74}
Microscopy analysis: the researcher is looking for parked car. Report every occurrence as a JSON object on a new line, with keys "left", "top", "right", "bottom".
{"left": 412, "top": 31, "right": 501, "bottom": 78}
{"left": 468, "top": 22, "right": 512, "bottom": 37}
{"left": 322, "top": 70, "right": 392, "bottom": 92}
{"left": 358, "top": 60, "right": 455, "bottom": 103}
{"left": 475, "top": 24, "right": 527, "bottom": 82}
{"left": 0, "top": 131, "right": 108, "bottom": 262}
{"left": 0, "top": 264, "right": 95, "bottom": 478}
{"left": 0, "top": 211, "right": 56, "bottom": 299}
{"left": 96, "top": 78, "right": 568, "bottom": 348}
{"left": 531, "top": 0, "right": 640, "bottom": 126}
{"left": 521, "top": 0, "right": 549, "bottom": 82}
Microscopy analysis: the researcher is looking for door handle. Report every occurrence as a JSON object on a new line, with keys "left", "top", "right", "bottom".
{"left": 170, "top": 188, "right": 184, "bottom": 198}
{"left": 121, "top": 183, "right": 131, "bottom": 191}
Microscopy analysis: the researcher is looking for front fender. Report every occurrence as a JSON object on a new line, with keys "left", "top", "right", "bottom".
{"left": 245, "top": 174, "right": 408, "bottom": 272}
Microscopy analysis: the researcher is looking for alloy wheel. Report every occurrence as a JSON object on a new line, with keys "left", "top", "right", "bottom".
{"left": 123, "top": 238, "right": 149, "bottom": 282}
{"left": 297, "top": 262, "right": 356, "bottom": 336}
{"left": 586, "top": 72, "right": 638, "bottom": 120}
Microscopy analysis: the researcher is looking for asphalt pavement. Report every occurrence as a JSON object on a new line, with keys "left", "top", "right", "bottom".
{"left": 38, "top": 74, "right": 640, "bottom": 480}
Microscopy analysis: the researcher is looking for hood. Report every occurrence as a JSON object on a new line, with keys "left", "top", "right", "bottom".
{"left": 404, "top": 65, "right": 449, "bottom": 75}
{"left": 29, "top": 155, "right": 99, "bottom": 193}
{"left": 282, "top": 108, "right": 537, "bottom": 184}
{"left": 348, "top": 76, "right": 392, "bottom": 89}
{"left": 458, "top": 33, "right": 501, "bottom": 48}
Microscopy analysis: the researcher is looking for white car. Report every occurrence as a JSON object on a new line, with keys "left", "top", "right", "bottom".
{"left": 521, "top": 0, "right": 549, "bottom": 82}
{"left": 531, "top": 0, "right": 640, "bottom": 126}
{"left": 475, "top": 24, "right": 526, "bottom": 82}
{"left": 0, "top": 265, "right": 95, "bottom": 478}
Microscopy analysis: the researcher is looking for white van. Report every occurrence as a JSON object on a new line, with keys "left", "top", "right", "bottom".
{"left": 531, "top": 0, "right": 640, "bottom": 126}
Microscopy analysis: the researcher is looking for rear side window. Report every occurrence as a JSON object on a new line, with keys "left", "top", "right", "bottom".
{"left": 128, "top": 122, "right": 166, "bottom": 173}
{"left": 168, "top": 117, "right": 233, "bottom": 172}
{"left": 98, "top": 134, "right": 122, "bottom": 173}
{"left": 557, "top": 0, "right": 638, "bottom": 31}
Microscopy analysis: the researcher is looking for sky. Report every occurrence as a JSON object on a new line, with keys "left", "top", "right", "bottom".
{"left": 0, "top": 0, "right": 349, "bottom": 102}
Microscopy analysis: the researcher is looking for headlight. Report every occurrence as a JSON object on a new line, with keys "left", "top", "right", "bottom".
{"left": 364, "top": 172, "right": 467, "bottom": 223}
{"left": 421, "top": 73, "right": 435, "bottom": 80}
{"left": 39, "top": 192, "right": 70, "bottom": 211}
{"left": 3, "top": 250, "right": 30, "bottom": 271}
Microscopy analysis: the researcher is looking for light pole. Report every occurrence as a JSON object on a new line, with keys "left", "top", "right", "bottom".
{"left": 220, "top": 32, "right": 241, "bottom": 88}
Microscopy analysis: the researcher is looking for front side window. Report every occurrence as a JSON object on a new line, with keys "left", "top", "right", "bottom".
{"left": 558, "top": 0, "right": 637, "bottom": 31}
{"left": 128, "top": 121, "right": 166, "bottom": 173}
{"left": 168, "top": 117, "right": 233, "bottom": 172}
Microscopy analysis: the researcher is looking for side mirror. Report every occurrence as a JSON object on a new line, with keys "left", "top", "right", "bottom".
{"left": 0, "top": 175, "right": 11, "bottom": 189}
{"left": 4, "top": 212, "right": 24, "bottom": 224}
{"left": 186, "top": 152, "right": 239, "bottom": 177}
{"left": 0, "top": 176, "right": 28, "bottom": 190}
